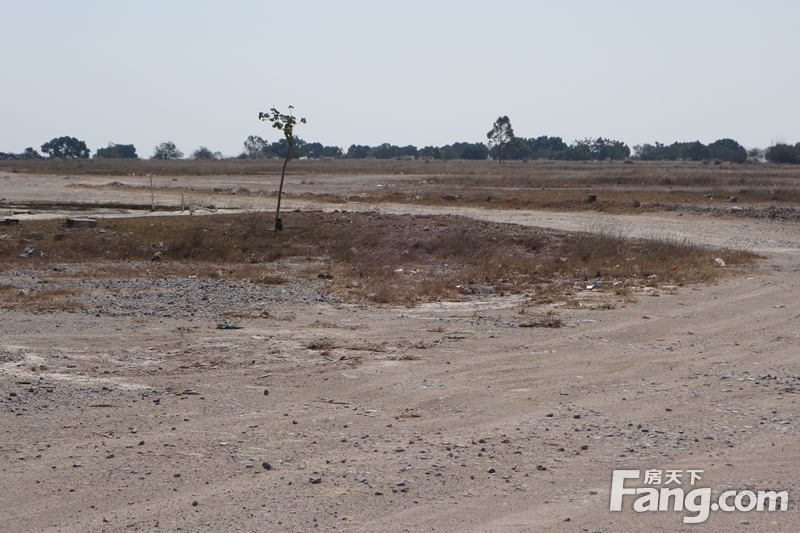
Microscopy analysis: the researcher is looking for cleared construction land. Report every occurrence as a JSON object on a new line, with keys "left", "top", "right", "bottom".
{"left": 1, "top": 160, "right": 799, "bottom": 532}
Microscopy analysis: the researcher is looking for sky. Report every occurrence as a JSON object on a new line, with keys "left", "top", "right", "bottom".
{"left": 2, "top": 0, "right": 799, "bottom": 157}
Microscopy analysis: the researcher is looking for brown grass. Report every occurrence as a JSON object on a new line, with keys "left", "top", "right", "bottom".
{"left": 0, "top": 211, "right": 759, "bottom": 304}
{"left": 0, "top": 286, "right": 84, "bottom": 310}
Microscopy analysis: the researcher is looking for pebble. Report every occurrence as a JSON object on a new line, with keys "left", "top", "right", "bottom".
{"left": 309, "top": 477, "right": 322, "bottom": 484}
{"left": 262, "top": 462, "right": 272, "bottom": 470}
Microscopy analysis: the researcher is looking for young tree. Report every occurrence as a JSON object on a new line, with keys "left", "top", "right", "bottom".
{"left": 258, "top": 106, "right": 306, "bottom": 230}
{"left": 41, "top": 136, "right": 90, "bottom": 158}
{"left": 487, "top": 116, "right": 518, "bottom": 164}
{"left": 151, "top": 142, "right": 184, "bottom": 160}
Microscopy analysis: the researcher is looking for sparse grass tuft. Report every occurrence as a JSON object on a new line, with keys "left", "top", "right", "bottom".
{"left": 520, "top": 311, "right": 563, "bottom": 328}
{"left": 0, "top": 287, "right": 84, "bottom": 310}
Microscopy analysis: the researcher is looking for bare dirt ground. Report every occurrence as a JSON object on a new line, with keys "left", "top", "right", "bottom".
{"left": 2, "top": 169, "right": 800, "bottom": 532}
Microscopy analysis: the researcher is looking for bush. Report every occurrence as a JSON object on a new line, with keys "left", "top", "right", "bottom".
{"left": 191, "top": 146, "right": 221, "bottom": 160}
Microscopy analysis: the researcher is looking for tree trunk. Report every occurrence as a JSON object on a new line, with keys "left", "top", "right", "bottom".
{"left": 275, "top": 139, "right": 292, "bottom": 231}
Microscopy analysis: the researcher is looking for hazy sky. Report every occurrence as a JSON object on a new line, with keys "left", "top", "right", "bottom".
{"left": 2, "top": 1, "right": 799, "bottom": 157}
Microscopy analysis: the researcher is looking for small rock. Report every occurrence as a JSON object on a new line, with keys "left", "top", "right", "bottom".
{"left": 309, "top": 477, "right": 322, "bottom": 484}
{"left": 630, "top": 199, "right": 641, "bottom": 208}
{"left": 374, "top": 491, "right": 383, "bottom": 496}
{"left": 138, "top": 440, "right": 145, "bottom": 446}
{"left": 151, "top": 252, "right": 162, "bottom": 262}
{"left": 462, "top": 288, "right": 473, "bottom": 295}
{"left": 581, "top": 445, "right": 589, "bottom": 450}
{"left": 715, "top": 258, "right": 726, "bottom": 267}
{"left": 573, "top": 414, "right": 581, "bottom": 419}
{"left": 73, "top": 463, "right": 81, "bottom": 468}
{"left": 487, "top": 468, "right": 496, "bottom": 474}
{"left": 587, "top": 194, "right": 597, "bottom": 203}
{"left": 481, "top": 287, "right": 492, "bottom": 295}
{"left": 546, "top": 413, "right": 554, "bottom": 417}
{"left": 192, "top": 501, "right": 198, "bottom": 506}
{"left": 536, "top": 464, "right": 547, "bottom": 471}
{"left": 263, "top": 389, "right": 269, "bottom": 396}
{"left": 19, "top": 247, "right": 42, "bottom": 258}
{"left": 174, "top": 473, "right": 181, "bottom": 478}
{"left": 317, "top": 272, "right": 333, "bottom": 280}
{"left": 725, "top": 195, "right": 738, "bottom": 203}
{"left": 262, "top": 462, "right": 272, "bottom": 470}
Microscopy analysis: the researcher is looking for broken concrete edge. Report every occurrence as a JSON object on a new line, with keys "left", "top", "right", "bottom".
{"left": 66, "top": 218, "right": 98, "bottom": 228}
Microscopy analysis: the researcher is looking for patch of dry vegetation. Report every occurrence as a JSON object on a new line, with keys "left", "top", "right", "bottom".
{"left": 520, "top": 311, "right": 564, "bottom": 328}
{"left": 0, "top": 285, "right": 84, "bottom": 310}
{"left": 0, "top": 211, "right": 758, "bottom": 304}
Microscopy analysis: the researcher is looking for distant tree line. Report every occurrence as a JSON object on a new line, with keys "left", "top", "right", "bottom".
{"left": 633, "top": 139, "right": 749, "bottom": 163}
{"left": 3, "top": 132, "right": 800, "bottom": 164}
{"left": 765, "top": 143, "right": 800, "bottom": 164}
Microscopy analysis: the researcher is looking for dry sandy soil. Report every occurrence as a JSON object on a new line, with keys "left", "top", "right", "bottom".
{"left": 2, "top": 170, "right": 800, "bottom": 532}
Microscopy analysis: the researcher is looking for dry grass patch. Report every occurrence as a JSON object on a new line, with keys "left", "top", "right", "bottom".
{"left": 0, "top": 286, "right": 84, "bottom": 310}
{"left": 0, "top": 211, "right": 759, "bottom": 305}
